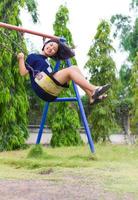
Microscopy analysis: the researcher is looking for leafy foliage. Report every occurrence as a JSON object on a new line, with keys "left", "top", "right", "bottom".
{"left": 49, "top": 5, "right": 83, "bottom": 147}
{"left": 110, "top": 14, "right": 131, "bottom": 44}
{"left": 110, "top": 0, "right": 138, "bottom": 137}
{"left": 53, "top": 5, "right": 74, "bottom": 47}
{"left": 84, "top": 20, "right": 119, "bottom": 142}
{"left": 0, "top": 0, "right": 38, "bottom": 151}
{"left": 25, "top": 0, "right": 38, "bottom": 23}
{"left": 130, "top": 0, "right": 138, "bottom": 10}
{"left": 27, "top": 144, "right": 44, "bottom": 158}
{"left": 115, "top": 64, "right": 133, "bottom": 135}
{"left": 130, "top": 54, "right": 138, "bottom": 134}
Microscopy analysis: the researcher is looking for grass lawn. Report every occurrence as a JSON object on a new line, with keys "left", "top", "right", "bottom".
{"left": 0, "top": 143, "right": 138, "bottom": 198}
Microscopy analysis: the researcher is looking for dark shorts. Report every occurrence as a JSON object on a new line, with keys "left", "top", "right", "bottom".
{"left": 49, "top": 72, "right": 69, "bottom": 88}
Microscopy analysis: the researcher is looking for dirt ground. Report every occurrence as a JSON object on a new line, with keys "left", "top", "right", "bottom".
{"left": 0, "top": 170, "right": 136, "bottom": 200}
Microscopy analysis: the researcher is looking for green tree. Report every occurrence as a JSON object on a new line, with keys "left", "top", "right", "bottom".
{"left": 0, "top": 0, "right": 38, "bottom": 151}
{"left": 130, "top": 0, "right": 138, "bottom": 10}
{"left": 49, "top": 5, "right": 83, "bottom": 147}
{"left": 115, "top": 64, "right": 133, "bottom": 137}
{"left": 110, "top": 0, "right": 138, "bottom": 62}
{"left": 84, "top": 20, "right": 118, "bottom": 142}
{"left": 110, "top": 0, "right": 138, "bottom": 140}
{"left": 130, "top": 53, "right": 138, "bottom": 134}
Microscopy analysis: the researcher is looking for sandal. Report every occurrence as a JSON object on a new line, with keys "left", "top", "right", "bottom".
{"left": 92, "top": 84, "right": 111, "bottom": 100}
{"left": 92, "top": 95, "right": 107, "bottom": 105}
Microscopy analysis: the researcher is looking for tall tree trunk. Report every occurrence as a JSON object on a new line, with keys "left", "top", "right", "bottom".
{"left": 122, "top": 112, "right": 135, "bottom": 144}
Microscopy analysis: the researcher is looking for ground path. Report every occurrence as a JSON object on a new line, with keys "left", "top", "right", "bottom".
{"left": 0, "top": 169, "right": 136, "bottom": 200}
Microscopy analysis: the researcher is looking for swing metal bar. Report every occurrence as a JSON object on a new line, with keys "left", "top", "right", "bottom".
{"left": 54, "top": 97, "right": 77, "bottom": 102}
{"left": 0, "top": 22, "right": 60, "bottom": 39}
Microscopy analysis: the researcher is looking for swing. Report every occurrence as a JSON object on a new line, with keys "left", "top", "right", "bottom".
{"left": 35, "top": 72, "right": 64, "bottom": 96}
{"left": 0, "top": 22, "right": 95, "bottom": 153}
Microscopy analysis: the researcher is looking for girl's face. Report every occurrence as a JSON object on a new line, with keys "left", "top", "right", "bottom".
{"left": 43, "top": 42, "right": 58, "bottom": 56}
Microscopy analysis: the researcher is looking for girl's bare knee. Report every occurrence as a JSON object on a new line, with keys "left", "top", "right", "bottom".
{"left": 71, "top": 65, "right": 77, "bottom": 69}
{"left": 69, "top": 65, "right": 78, "bottom": 72}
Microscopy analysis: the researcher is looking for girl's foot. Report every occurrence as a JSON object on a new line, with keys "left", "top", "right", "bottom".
{"left": 90, "top": 94, "right": 107, "bottom": 104}
{"left": 92, "top": 84, "right": 111, "bottom": 100}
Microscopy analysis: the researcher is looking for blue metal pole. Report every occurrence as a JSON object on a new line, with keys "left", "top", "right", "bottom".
{"left": 54, "top": 60, "right": 61, "bottom": 72}
{"left": 73, "top": 82, "right": 95, "bottom": 153}
{"left": 54, "top": 97, "right": 77, "bottom": 102}
{"left": 65, "top": 59, "right": 95, "bottom": 153}
{"left": 36, "top": 60, "right": 61, "bottom": 144}
{"left": 36, "top": 102, "right": 49, "bottom": 144}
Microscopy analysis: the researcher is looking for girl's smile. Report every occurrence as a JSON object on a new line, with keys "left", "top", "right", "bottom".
{"left": 44, "top": 42, "right": 58, "bottom": 56}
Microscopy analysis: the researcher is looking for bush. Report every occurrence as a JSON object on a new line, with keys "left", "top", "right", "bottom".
{"left": 27, "top": 144, "right": 44, "bottom": 158}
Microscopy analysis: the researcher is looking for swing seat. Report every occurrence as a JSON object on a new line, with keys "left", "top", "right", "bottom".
{"left": 35, "top": 71, "right": 64, "bottom": 96}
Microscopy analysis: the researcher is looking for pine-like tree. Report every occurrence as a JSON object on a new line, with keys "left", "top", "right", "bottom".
{"left": 84, "top": 20, "right": 118, "bottom": 142}
{"left": 49, "top": 5, "right": 83, "bottom": 147}
{"left": 0, "top": 0, "right": 38, "bottom": 151}
{"left": 130, "top": 53, "right": 138, "bottom": 134}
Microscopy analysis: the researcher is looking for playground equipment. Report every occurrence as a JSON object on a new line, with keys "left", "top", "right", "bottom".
{"left": 0, "top": 22, "right": 95, "bottom": 153}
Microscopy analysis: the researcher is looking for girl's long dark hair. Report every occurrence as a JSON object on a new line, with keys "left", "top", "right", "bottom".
{"left": 42, "top": 39, "right": 75, "bottom": 60}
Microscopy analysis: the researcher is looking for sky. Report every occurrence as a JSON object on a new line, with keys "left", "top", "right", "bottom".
{"left": 20, "top": 0, "right": 132, "bottom": 94}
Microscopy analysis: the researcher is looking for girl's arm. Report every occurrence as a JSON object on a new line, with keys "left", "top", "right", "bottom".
{"left": 17, "top": 52, "right": 29, "bottom": 76}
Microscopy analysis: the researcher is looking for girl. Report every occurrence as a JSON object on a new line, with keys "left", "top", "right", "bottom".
{"left": 17, "top": 39, "right": 110, "bottom": 103}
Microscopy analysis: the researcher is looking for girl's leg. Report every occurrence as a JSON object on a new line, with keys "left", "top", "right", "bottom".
{"left": 69, "top": 66, "right": 94, "bottom": 98}
{"left": 53, "top": 65, "right": 108, "bottom": 103}
{"left": 53, "top": 65, "right": 97, "bottom": 95}
{"left": 67, "top": 66, "right": 97, "bottom": 103}
{"left": 71, "top": 67, "right": 107, "bottom": 103}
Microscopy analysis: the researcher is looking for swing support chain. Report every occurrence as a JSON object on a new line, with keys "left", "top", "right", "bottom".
{"left": 0, "top": 29, "right": 26, "bottom": 58}
{"left": 0, "top": 29, "right": 34, "bottom": 70}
